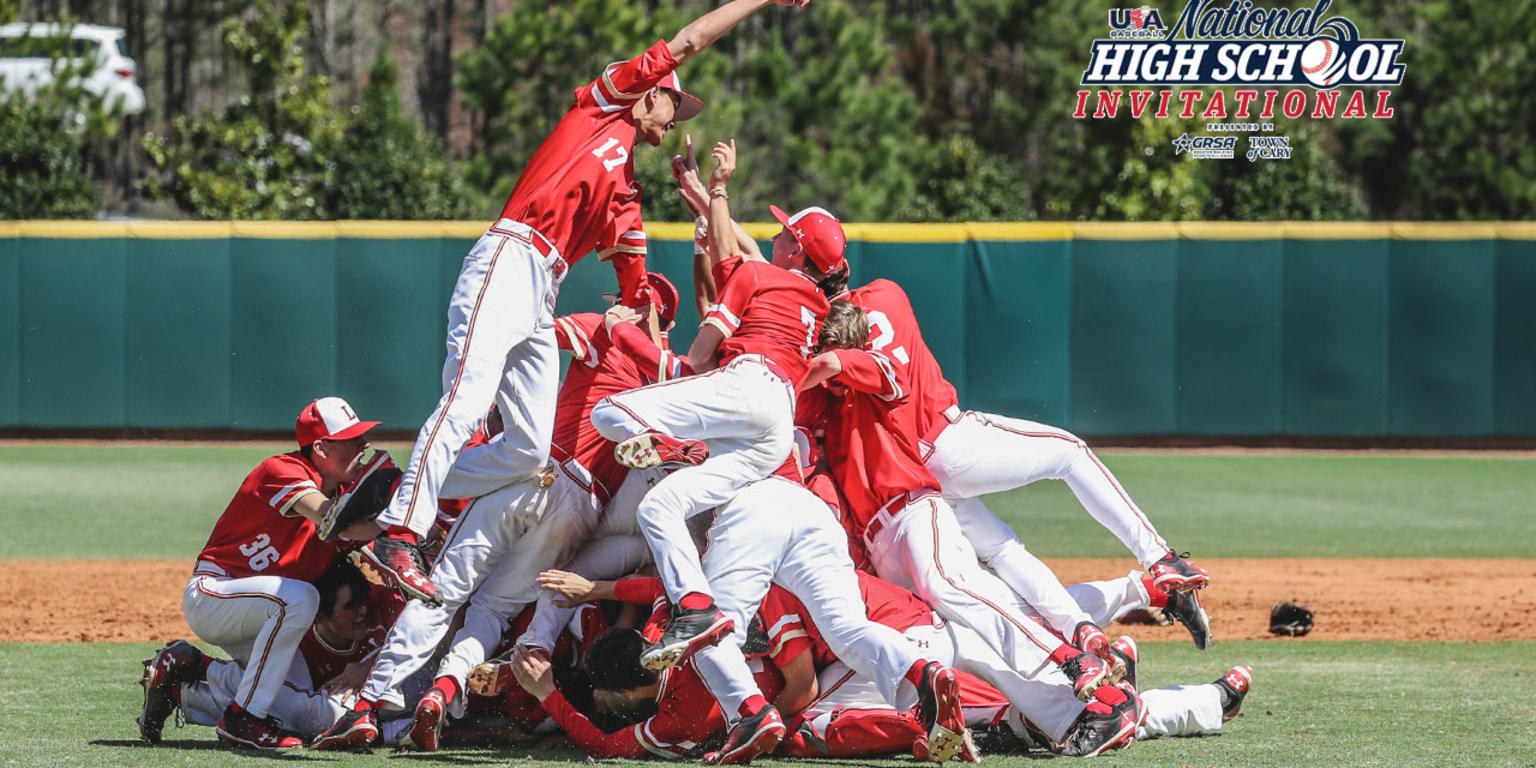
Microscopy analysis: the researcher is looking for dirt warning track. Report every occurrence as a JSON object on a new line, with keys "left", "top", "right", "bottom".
{"left": 6, "top": 558, "right": 1534, "bottom": 644}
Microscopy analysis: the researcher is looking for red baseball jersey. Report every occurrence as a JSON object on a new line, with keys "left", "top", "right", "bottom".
{"left": 797, "top": 349, "right": 939, "bottom": 534}
{"left": 498, "top": 40, "right": 679, "bottom": 287}
{"left": 843, "top": 279, "right": 959, "bottom": 443}
{"left": 543, "top": 655, "right": 785, "bottom": 759}
{"left": 551, "top": 313, "right": 677, "bottom": 504}
{"left": 196, "top": 452, "right": 340, "bottom": 582}
{"left": 703, "top": 256, "right": 830, "bottom": 384}
{"left": 298, "top": 584, "right": 406, "bottom": 685}
{"left": 759, "top": 572, "right": 935, "bottom": 672}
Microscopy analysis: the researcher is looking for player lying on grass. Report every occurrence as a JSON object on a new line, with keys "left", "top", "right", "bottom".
{"left": 141, "top": 563, "right": 402, "bottom": 747}
{"left": 352, "top": 0, "right": 815, "bottom": 610}
{"left": 177, "top": 397, "right": 394, "bottom": 749}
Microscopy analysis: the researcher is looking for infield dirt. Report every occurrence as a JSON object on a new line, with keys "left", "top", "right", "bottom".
{"left": 11, "top": 558, "right": 1535, "bottom": 644}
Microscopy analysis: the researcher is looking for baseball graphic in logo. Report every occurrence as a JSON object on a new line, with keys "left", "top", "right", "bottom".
{"left": 1300, "top": 37, "right": 1349, "bottom": 88}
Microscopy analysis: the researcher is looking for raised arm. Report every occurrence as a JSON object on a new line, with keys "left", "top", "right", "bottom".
{"left": 668, "top": 0, "right": 809, "bottom": 63}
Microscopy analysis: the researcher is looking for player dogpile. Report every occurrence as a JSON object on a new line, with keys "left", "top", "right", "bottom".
{"left": 136, "top": 0, "right": 1252, "bottom": 762}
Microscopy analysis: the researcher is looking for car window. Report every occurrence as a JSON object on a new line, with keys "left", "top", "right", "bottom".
{"left": 115, "top": 38, "right": 127, "bottom": 57}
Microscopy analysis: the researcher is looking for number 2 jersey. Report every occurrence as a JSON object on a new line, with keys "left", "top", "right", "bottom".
{"left": 195, "top": 451, "right": 340, "bottom": 582}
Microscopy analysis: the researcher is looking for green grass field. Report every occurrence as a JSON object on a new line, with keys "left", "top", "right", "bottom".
{"left": 2, "top": 443, "right": 1534, "bottom": 767}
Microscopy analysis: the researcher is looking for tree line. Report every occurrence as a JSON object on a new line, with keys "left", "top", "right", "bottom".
{"left": 3, "top": 0, "right": 1532, "bottom": 222}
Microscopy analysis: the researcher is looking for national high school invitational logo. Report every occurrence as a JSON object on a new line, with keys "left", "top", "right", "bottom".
{"left": 1076, "top": 0, "right": 1405, "bottom": 159}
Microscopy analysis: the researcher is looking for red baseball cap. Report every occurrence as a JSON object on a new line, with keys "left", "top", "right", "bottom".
{"left": 657, "top": 71, "right": 702, "bottom": 122}
{"left": 604, "top": 272, "right": 682, "bottom": 326}
{"left": 769, "top": 205, "right": 848, "bottom": 275}
{"left": 295, "top": 397, "right": 379, "bottom": 447}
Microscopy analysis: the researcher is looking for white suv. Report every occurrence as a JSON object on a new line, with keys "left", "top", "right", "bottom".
{"left": 0, "top": 22, "right": 146, "bottom": 115}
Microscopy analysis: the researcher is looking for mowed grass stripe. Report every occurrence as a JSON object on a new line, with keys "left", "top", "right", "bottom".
{"left": 2, "top": 443, "right": 1533, "bottom": 559}
{"left": 0, "top": 640, "right": 1530, "bottom": 768}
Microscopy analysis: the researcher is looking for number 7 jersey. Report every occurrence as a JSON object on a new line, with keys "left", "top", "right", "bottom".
{"left": 195, "top": 451, "right": 341, "bottom": 582}
{"left": 703, "top": 256, "right": 830, "bottom": 384}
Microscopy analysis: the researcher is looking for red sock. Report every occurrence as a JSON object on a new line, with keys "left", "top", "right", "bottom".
{"left": 386, "top": 526, "right": 419, "bottom": 544}
{"left": 677, "top": 592, "right": 713, "bottom": 612}
{"left": 904, "top": 660, "right": 928, "bottom": 687}
{"left": 227, "top": 702, "right": 245, "bottom": 715}
{"left": 1092, "top": 684, "right": 1128, "bottom": 706}
{"left": 738, "top": 694, "right": 769, "bottom": 718}
{"left": 431, "top": 676, "right": 460, "bottom": 702}
{"left": 353, "top": 698, "right": 378, "bottom": 713}
{"left": 1143, "top": 576, "right": 1168, "bottom": 608}
{"left": 1049, "top": 643, "right": 1079, "bottom": 665}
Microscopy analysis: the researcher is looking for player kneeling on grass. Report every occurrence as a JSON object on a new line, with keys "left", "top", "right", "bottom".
{"left": 140, "top": 563, "right": 403, "bottom": 747}
{"left": 175, "top": 397, "right": 392, "bottom": 750}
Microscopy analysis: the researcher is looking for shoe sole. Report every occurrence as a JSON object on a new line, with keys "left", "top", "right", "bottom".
{"left": 349, "top": 548, "right": 442, "bottom": 607}
{"left": 924, "top": 668, "right": 977, "bottom": 763}
{"left": 1074, "top": 664, "right": 1109, "bottom": 702}
{"left": 705, "top": 719, "right": 786, "bottom": 765}
{"left": 1174, "top": 601, "right": 1213, "bottom": 650}
{"left": 310, "top": 719, "right": 379, "bottom": 751}
{"left": 402, "top": 700, "right": 443, "bottom": 752}
{"left": 215, "top": 727, "right": 302, "bottom": 750}
{"left": 1152, "top": 572, "right": 1210, "bottom": 593}
{"left": 1111, "top": 637, "right": 1139, "bottom": 690}
{"left": 137, "top": 646, "right": 181, "bottom": 744}
{"left": 640, "top": 615, "right": 735, "bottom": 672}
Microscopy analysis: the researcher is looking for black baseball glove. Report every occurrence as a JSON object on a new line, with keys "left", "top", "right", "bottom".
{"left": 1268, "top": 601, "right": 1314, "bottom": 637}
{"left": 317, "top": 452, "right": 401, "bottom": 541}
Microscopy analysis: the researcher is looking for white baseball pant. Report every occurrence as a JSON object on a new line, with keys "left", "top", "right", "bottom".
{"left": 590, "top": 354, "right": 796, "bottom": 603}
{"left": 181, "top": 568, "right": 319, "bottom": 719}
{"left": 926, "top": 410, "right": 1171, "bottom": 568}
{"left": 362, "top": 472, "right": 597, "bottom": 708}
{"left": 1137, "top": 684, "right": 1225, "bottom": 739}
{"left": 380, "top": 218, "right": 566, "bottom": 539}
{"left": 1012, "top": 571, "right": 1151, "bottom": 629}
{"left": 180, "top": 657, "right": 342, "bottom": 736}
{"left": 864, "top": 493, "right": 1083, "bottom": 742}
{"left": 685, "top": 478, "right": 925, "bottom": 722}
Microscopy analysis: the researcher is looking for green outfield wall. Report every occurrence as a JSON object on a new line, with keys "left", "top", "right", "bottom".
{"left": 3, "top": 221, "right": 1533, "bottom": 437}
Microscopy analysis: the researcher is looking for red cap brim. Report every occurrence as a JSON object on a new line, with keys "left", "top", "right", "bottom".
{"left": 326, "top": 420, "right": 380, "bottom": 441}
{"left": 661, "top": 88, "right": 703, "bottom": 122}
{"left": 769, "top": 204, "right": 793, "bottom": 228}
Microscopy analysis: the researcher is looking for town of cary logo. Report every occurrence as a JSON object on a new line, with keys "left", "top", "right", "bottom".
{"left": 1075, "top": 0, "right": 1405, "bottom": 121}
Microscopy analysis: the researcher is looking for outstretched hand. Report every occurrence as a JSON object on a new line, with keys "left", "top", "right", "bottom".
{"left": 510, "top": 646, "right": 556, "bottom": 700}
{"left": 770, "top": 0, "right": 812, "bottom": 7}
{"left": 708, "top": 139, "right": 737, "bottom": 190}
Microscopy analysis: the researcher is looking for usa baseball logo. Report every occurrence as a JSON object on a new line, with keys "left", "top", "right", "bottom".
{"left": 1081, "top": 0, "right": 1406, "bottom": 89}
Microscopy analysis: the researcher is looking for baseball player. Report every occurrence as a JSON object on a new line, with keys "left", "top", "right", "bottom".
{"left": 142, "top": 564, "right": 404, "bottom": 746}
{"left": 588, "top": 140, "right": 844, "bottom": 674}
{"left": 798, "top": 304, "right": 1122, "bottom": 737}
{"left": 178, "top": 397, "right": 382, "bottom": 749}
{"left": 351, "top": 0, "right": 813, "bottom": 606}
{"left": 836, "top": 278, "right": 1212, "bottom": 637}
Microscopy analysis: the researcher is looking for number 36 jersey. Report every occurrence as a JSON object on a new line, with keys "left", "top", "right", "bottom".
{"left": 196, "top": 451, "right": 340, "bottom": 582}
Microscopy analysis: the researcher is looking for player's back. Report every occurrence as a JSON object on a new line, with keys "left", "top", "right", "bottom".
{"left": 706, "top": 257, "right": 830, "bottom": 384}
{"left": 800, "top": 353, "right": 940, "bottom": 532}
{"left": 846, "top": 279, "right": 959, "bottom": 443}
